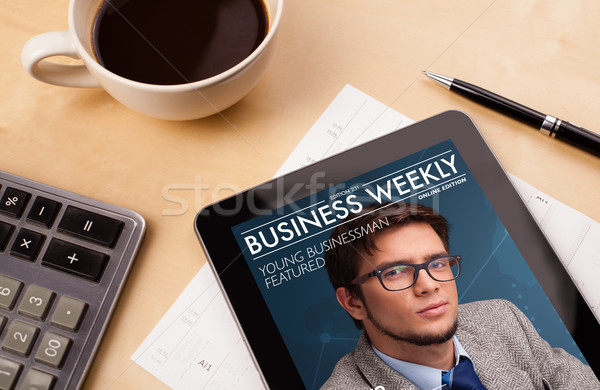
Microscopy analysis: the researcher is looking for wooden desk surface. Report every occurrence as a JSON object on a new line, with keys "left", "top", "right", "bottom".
{"left": 2, "top": 0, "right": 599, "bottom": 388}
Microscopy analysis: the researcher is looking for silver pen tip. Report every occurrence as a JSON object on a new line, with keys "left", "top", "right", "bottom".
{"left": 423, "top": 71, "right": 453, "bottom": 89}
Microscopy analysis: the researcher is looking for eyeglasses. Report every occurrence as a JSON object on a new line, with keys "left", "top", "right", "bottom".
{"left": 351, "top": 255, "right": 462, "bottom": 291}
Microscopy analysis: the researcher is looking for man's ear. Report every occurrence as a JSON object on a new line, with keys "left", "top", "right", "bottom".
{"left": 336, "top": 287, "right": 368, "bottom": 321}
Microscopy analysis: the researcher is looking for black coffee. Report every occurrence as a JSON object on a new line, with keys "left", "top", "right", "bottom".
{"left": 92, "top": 0, "right": 268, "bottom": 85}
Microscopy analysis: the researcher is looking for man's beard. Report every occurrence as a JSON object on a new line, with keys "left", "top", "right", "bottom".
{"left": 365, "top": 304, "right": 458, "bottom": 346}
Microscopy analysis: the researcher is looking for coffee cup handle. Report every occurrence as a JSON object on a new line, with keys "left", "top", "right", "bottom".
{"left": 21, "top": 31, "right": 100, "bottom": 88}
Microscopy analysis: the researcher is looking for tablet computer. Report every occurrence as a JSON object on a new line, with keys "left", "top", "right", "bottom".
{"left": 194, "top": 111, "right": 600, "bottom": 389}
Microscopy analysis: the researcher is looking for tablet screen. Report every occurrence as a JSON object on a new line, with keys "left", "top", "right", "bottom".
{"left": 196, "top": 112, "right": 599, "bottom": 389}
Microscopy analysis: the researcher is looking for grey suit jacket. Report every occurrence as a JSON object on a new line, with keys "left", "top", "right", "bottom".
{"left": 320, "top": 299, "right": 599, "bottom": 390}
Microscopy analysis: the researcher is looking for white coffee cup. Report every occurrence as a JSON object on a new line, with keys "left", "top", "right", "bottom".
{"left": 21, "top": 0, "right": 283, "bottom": 120}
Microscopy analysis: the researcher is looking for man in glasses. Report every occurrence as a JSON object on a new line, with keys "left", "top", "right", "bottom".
{"left": 321, "top": 202, "right": 598, "bottom": 390}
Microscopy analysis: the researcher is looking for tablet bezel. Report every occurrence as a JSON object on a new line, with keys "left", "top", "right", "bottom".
{"left": 194, "top": 111, "right": 600, "bottom": 388}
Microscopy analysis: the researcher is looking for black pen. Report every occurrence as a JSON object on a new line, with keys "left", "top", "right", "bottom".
{"left": 424, "top": 71, "right": 600, "bottom": 156}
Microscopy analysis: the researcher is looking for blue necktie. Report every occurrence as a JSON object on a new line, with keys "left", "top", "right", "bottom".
{"left": 441, "top": 358, "right": 487, "bottom": 390}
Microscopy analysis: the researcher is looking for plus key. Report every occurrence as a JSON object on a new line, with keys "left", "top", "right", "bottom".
{"left": 42, "top": 239, "right": 109, "bottom": 281}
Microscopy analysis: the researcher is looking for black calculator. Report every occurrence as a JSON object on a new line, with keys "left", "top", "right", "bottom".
{"left": 0, "top": 170, "right": 145, "bottom": 389}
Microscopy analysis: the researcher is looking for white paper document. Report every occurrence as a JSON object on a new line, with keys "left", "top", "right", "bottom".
{"left": 133, "top": 84, "right": 599, "bottom": 389}
{"left": 275, "top": 85, "right": 413, "bottom": 176}
{"left": 509, "top": 174, "right": 600, "bottom": 317}
{"left": 131, "top": 265, "right": 264, "bottom": 389}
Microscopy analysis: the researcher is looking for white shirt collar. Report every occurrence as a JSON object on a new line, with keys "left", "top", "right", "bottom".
{"left": 372, "top": 336, "right": 472, "bottom": 390}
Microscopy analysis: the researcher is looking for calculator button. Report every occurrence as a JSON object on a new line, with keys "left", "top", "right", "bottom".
{"left": 0, "top": 188, "right": 31, "bottom": 218}
{"left": 0, "top": 315, "right": 6, "bottom": 333}
{"left": 19, "top": 368, "right": 56, "bottom": 390}
{"left": 18, "top": 286, "right": 55, "bottom": 321}
{"left": 41, "top": 239, "right": 109, "bottom": 282}
{"left": 10, "top": 229, "right": 45, "bottom": 262}
{"left": 57, "top": 206, "right": 123, "bottom": 248}
{"left": 0, "top": 221, "right": 14, "bottom": 251}
{"left": 50, "top": 296, "right": 87, "bottom": 332}
{"left": 2, "top": 320, "right": 39, "bottom": 356}
{"left": 0, "top": 276, "right": 23, "bottom": 310}
{"left": 26, "top": 197, "right": 62, "bottom": 228}
{"left": 34, "top": 332, "right": 72, "bottom": 368}
{"left": 0, "top": 357, "right": 22, "bottom": 390}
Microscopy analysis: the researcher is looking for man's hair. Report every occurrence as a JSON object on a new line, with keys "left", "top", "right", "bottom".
{"left": 324, "top": 202, "right": 450, "bottom": 329}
